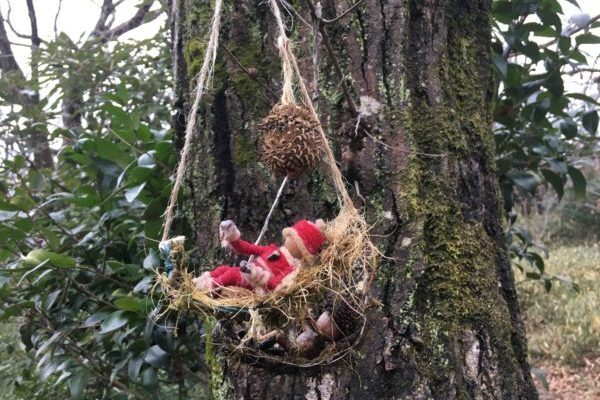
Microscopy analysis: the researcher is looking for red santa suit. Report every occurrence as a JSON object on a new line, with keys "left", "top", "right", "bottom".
{"left": 199, "top": 220, "right": 325, "bottom": 292}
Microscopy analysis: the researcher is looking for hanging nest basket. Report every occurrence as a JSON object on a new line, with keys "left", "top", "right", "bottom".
{"left": 259, "top": 103, "right": 324, "bottom": 177}
{"left": 157, "top": 206, "right": 377, "bottom": 367}
{"left": 156, "top": 0, "right": 379, "bottom": 369}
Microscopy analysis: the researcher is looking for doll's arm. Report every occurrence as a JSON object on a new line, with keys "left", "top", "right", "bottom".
{"left": 220, "top": 220, "right": 272, "bottom": 256}
{"left": 229, "top": 239, "right": 272, "bottom": 256}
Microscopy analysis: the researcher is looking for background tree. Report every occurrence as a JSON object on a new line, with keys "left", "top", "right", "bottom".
{"left": 171, "top": 0, "right": 568, "bottom": 397}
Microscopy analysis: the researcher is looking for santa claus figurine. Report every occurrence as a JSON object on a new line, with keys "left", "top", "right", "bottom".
{"left": 193, "top": 219, "right": 326, "bottom": 294}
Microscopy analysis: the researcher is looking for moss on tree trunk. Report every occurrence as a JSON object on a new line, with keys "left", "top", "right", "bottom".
{"left": 171, "top": 0, "right": 537, "bottom": 398}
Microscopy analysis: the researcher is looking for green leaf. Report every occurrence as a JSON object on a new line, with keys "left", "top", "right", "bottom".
{"left": 544, "top": 71, "right": 563, "bottom": 97}
{"left": 567, "top": 166, "right": 586, "bottom": 201}
{"left": 559, "top": 120, "right": 577, "bottom": 139}
{"left": 558, "top": 36, "right": 570, "bottom": 53}
{"left": 137, "top": 152, "right": 156, "bottom": 168}
{"left": 82, "top": 311, "right": 109, "bottom": 328}
{"left": 519, "top": 41, "right": 540, "bottom": 62}
{"left": 537, "top": 8, "right": 561, "bottom": 32}
{"left": 99, "top": 311, "right": 128, "bottom": 334}
{"left": 94, "top": 138, "right": 132, "bottom": 169}
{"left": 566, "top": 92, "right": 599, "bottom": 105}
{"left": 68, "top": 368, "right": 90, "bottom": 399}
{"left": 575, "top": 33, "right": 600, "bottom": 45}
{"left": 143, "top": 250, "right": 160, "bottom": 271}
{"left": 492, "top": 1, "right": 518, "bottom": 24}
{"left": 28, "top": 170, "right": 46, "bottom": 191}
{"left": 581, "top": 110, "right": 598, "bottom": 134}
{"left": 531, "top": 368, "right": 549, "bottom": 390}
{"left": 511, "top": 171, "right": 541, "bottom": 193}
{"left": 133, "top": 276, "right": 154, "bottom": 293}
{"left": 23, "top": 249, "right": 76, "bottom": 268}
{"left": 544, "top": 278, "right": 552, "bottom": 292}
{"left": 546, "top": 158, "right": 567, "bottom": 175}
{"left": 563, "top": 0, "right": 580, "bottom": 9}
{"left": 114, "top": 296, "right": 147, "bottom": 312}
{"left": 144, "top": 345, "right": 169, "bottom": 368}
{"left": 125, "top": 183, "right": 146, "bottom": 203}
{"left": 540, "top": 168, "right": 565, "bottom": 200}
{"left": 93, "top": 158, "right": 122, "bottom": 196}
{"left": 110, "top": 358, "right": 128, "bottom": 385}
{"left": 128, "top": 354, "right": 144, "bottom": 381}
{"left": 526, "top": 272, "right": 541, "bottom": 280}
{"left": 102, "top": 103, "right": 135, "bottom": 143}
{"left": 141, "top": 368, "right": 158, "bottom": 387}
{"left": 491, "top": 52, "right": 507, "bottom": 79}
{"left": 568, "top": 49, "right": 587, "bottom": 63}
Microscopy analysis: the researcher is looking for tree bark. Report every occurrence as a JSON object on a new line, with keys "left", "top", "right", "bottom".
{"left": 173, "top": 0, "right": 537, "bottom": 398}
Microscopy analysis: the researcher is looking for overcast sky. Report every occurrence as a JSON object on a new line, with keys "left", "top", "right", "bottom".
{"left": 0, "top": 0, "right": 598, "bottom": 93}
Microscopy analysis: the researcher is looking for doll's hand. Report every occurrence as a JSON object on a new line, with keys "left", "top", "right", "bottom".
{"left": 239, "top": 260, "right": 251, "bottom": 273}
{"left": 219, "top": 220, "right": 241, "bottom": 244}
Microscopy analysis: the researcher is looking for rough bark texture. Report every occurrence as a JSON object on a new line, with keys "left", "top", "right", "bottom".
{"left": 172, "top": 0, "right": 538, "bottom": 398}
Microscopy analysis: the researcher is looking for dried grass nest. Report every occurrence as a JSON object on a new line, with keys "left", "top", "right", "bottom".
{"left": 157, "top": 207, "right": 378, "bottom": 366}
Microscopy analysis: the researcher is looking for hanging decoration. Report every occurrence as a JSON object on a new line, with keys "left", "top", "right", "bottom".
{"left": 156, "top": 0, "right": 378, "bottom": 367}
{"left": 259, "top": 103, "right": 323, "bottom": 177}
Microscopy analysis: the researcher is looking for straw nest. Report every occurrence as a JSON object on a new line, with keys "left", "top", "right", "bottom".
{"left": 157, "top": 206, "right": 377, "bottom": 366}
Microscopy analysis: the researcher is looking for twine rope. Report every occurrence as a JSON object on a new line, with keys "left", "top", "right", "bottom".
{"left": 161, "top": 0, "right": 223, "bottom": 243}
{"left": 247, "top": 175, "right": 289, "bottom": 264}
{"left": 268, "top": 0, "right": 354, "bottom": 210}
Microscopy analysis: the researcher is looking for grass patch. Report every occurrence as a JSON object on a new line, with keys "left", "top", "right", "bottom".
{"left": 518, "top": 244, "right": 600, "bottom": 366}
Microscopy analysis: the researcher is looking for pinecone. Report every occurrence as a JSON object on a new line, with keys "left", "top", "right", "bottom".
{"left": 322, "top": 293, "right": 361, "bottom": 336}
{"left": 259, "top": 104, "right": 323, "bottom": 177}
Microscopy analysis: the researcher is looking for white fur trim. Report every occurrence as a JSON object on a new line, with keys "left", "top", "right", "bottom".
{"left": 242, "top": 262, "right": 272, "bottom": 289}
{"left": 193, "top": 271, "right": 213, "bottom": 290}
{"left": 275, "top": 269, "right": 298, "bottom": 291}
{"left": 315, "top": 219, "right": 326, "bottom": 231}
{"left": 279, "top": 246, "right": 301, "bottom": 269}
{"left": 274, "top": 246, "right": 301, "bottom": 291}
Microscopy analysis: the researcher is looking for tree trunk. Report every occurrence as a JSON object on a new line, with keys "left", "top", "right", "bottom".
{"left": 172, "top": 0, "right": 537, "bottom": 398}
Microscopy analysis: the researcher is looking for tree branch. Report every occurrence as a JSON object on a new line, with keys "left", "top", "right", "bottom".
{"left": 90, "top": 0, "right": 115, "bottom": 38}
{"left": 304, "top": 0, "right": 358, "bottom": 115}
{"left": 0, "top": 11, "right": 25, "bottom": 78}
{"left": 2, "top": 1, "right": 33, "bottom": 42}
{"left": 54, "top": 0, "right": 63, "bottom": 39}
{"left": 25, "top": 0, "right": 41, "bottom": 48}
{"left": 96, "top": 0, "right": 158, "bottom": 41}
{"left": 321, "top": 0, "right": 364, "bottom": 25}
{"left": 540, "top": 14, "right": 600, "bottom": 50}
{"left": 563, "top": 67, "right": 600, "bottom": 75}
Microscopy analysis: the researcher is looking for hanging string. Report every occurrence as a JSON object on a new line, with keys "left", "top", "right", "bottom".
{"left": 270, "top": 1, "right": 295, "bottom": 105}
{"left": 247, "top": 175, "right": 289, "bottom": 264}
{"left": 161, "top": 0, "right": 223, "bottom": 243}
{"left": 268, "top": 0, "right": 354, "bottom": 210}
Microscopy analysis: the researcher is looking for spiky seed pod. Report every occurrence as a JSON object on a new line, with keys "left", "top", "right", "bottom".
{"left": 321, "top": 293, "right": 360, "bottom": 336}
{"left": 259, "top": 104, "right": 323, "bottom": 177}
{"left": 331, "top": 299, "right": 361, "bottom": 336}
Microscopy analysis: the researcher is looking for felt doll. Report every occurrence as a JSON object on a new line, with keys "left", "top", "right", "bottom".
{"left": 192, "top": 219, "right": 326, "bottom": 294}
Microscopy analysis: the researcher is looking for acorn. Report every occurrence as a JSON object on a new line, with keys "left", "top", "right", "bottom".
{"left": 259, "top": 103, "right": 323, "bottom": 177}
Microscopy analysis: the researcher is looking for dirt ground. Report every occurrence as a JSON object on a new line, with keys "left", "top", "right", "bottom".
{"left": 533, "top": 356, "right": 600, "bottom": 400}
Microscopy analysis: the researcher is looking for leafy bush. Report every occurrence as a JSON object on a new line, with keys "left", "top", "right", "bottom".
{"left": 491, "top": 0, "right": 600, "bottom": 284}
{"left": 0, "top": 31, "right": 207, "bottom": 399}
